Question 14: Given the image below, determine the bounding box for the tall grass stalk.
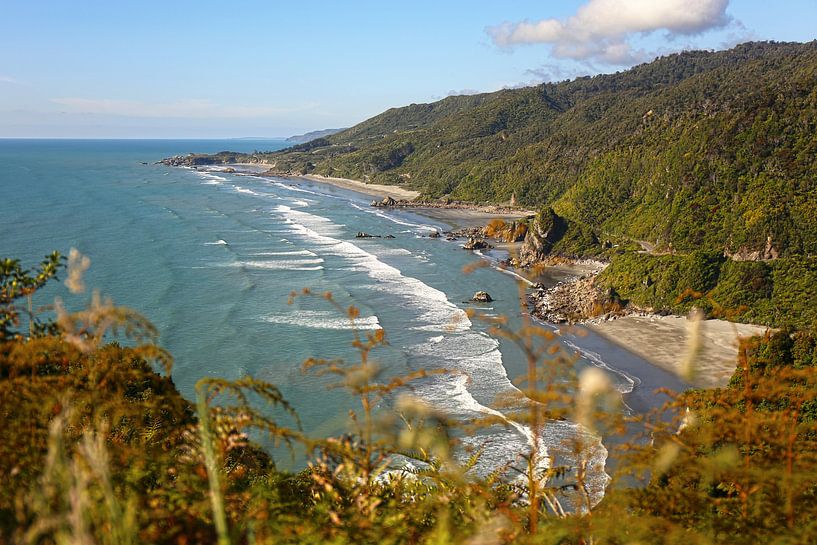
[196,381,231,545]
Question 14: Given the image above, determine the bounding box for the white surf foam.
[270,180,342,199]
[264,310,381,330]
[374,247,413,257]
[273,205,467,330]
[204,239,228,246]
[275,207,559,469]
[562,340,641,395]
[233,185,259,196]
[237,258,325,271]
[348,202,440,231]
[247,250,317,257]
[272,203,611,504]
[195,171,227,184]
[273,204,345,236]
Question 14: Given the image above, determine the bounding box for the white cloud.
[49,97,318,119]
[0,75,23,85]
[486,0,732,65]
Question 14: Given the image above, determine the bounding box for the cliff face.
[517,208,566,266]
[516,207,603,265]
[726,236,781,261]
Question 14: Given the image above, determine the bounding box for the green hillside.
[225,41,817,258]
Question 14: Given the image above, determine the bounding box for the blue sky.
[1,0,814,138]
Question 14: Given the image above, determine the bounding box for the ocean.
[0,139,688,502]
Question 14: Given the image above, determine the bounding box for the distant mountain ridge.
[285,128,345,144]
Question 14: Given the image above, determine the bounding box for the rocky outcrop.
[160,155,230,166]
[727,236,780,261]
[528,272,622,324]
[462,238,491,250]
[356,232,381,238]
[447,227,484,240]
[471,291,493,303]
[160,153,265,167]
[517,207,567,267]
[371,196,397,208]
[529,277,603,323]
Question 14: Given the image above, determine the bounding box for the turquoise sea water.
[0,139,688,501]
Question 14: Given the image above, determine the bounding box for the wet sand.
[587,315,770,389]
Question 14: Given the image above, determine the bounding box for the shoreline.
[413,208,532,230]
[523,260,771,390]
[300,173,421,201]
[225,162,767,391]
[198,163,536,229]
[586,315,769,389]
[241,165,534,220]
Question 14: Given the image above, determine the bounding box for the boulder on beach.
[371,196,397,208]
[462,237,489,250]
[471,291,493,303]
[428,230,441,238]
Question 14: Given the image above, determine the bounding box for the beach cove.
[1,139,762,505]
[230,164,763,393]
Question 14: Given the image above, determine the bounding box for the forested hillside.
[203,41,817,258]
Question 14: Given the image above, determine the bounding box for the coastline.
[413,208,531,230]
[228,161,767,392]
[202,163,535,229]
[298,174,536,228]
[523,259,771,390]
[300,173,420,200]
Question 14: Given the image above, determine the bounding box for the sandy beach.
[301,174,420,200]
[411,208,532,229]
[301,175,534,229]
[587,315,770,389]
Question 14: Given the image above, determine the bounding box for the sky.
[1,0,815,138]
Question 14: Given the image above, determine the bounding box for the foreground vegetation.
[3,252,817,544]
